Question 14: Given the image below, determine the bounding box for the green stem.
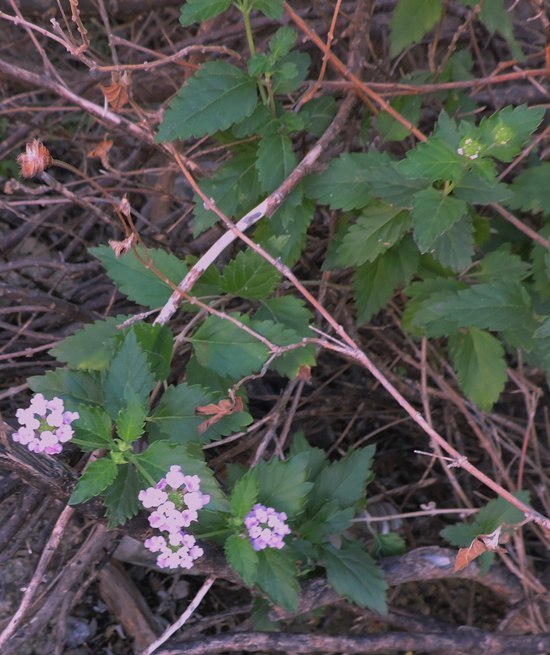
[240,3,269,106]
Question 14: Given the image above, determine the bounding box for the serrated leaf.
[268,26,296,58]
[103,463,141,527]
[116,390,147,442]
[300,502,355,542]
[354,237,419,325]
[220,250,281,299]
[390,0,442,57]
[256,548,299,610]
[305,152,391,210]
[147,383,252,443]
[254,453,312,518]
[230,473,259,519]
[252,0,284,18]
[329,202,410,268]
[192,314,268,379]
[193,146,262,235]
[132,323,173,382]
[453,171,511,204]
[507,163,550,217]
[377,94,422,142]
[300,96,337,137]
[28,369,104,412]
[157,61,258,141]
[256,133,297,193]
[255,296,313,335]
[429,214,474,272]
[104,330,155,420]
[412,187,467,252]
[322,541,388,614]
[91,245,187,309]
[479,105,544,162]
[179,0,231,25]
[448,327,507,410]
[225,534,259,586]
[252,319,316,378]
[473,245,531,283]
[401,137,466,183]
[69,457,118,505]
[72,405,114,451]
[479,0,523,60]
[271,51,309,93]
[365,162,429,208]
[311,446,375,513]
[412,281,532,336]
[49,315,130,371]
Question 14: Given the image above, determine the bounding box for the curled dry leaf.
[101,72,130,111]
[87,140,113,168]
[196,396,244,434]
[453,525,507,572]
[109,234,135,258]
[17,139,53,178]
[118,194,132,219]
[296,364,312,383]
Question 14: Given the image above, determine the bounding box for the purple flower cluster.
[12,393,79,455]
[244,503,291,551]
[139,465,211,570]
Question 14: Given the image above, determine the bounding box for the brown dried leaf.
[87,140,113,168]
[17,139,53,178]
[454,537,487,572]
[101,72,130,111]
[196,396,244,434]
[109,234,135,258]
[296,364,312,383]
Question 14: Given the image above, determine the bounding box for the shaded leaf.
[412,188,467,252]
[220,249,281,299]
[69,457,118,505]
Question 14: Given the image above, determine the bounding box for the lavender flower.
[138,465,210,570]
[12,393,79,455]
[244,503,291,551]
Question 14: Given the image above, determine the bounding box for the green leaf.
[252,0,284,19]
[448,327,507,410]
[299,502,354,543]
[103,463,141,527]
[220,250,281,299]
[329,202,410,268]
[365,161,429,208]
[412,187,467,252]
[91,245,187,309]
[192,146,262,235]
[28,369,104,411]
[473,245,531,283]
[72,405,114,451]
[132,323,174,382]
[180,0,231,25]
[256,133,297,193]
[479,105,545,162]
[311,446,375,513]
[507,163,550,217]
[271,51,309,93]
[254,453,312,518]
[192,314,268,379]
[300,96,337,137]
[479,0,523,60]
[69,457,118,505]
[156,61,258,141]
[441,490,530,547]
[49,315,129,371]
[322,541,388,614]
[255,296,313,335]
[305,152,391,210]
[354,236,419,325]
[116,391,148,443]
[225,534,259,587]
[256,548,299,610]
[401,137,466,183]
[372,532,406,557]
[268,26,296,59]
[147,383,252,443]
[251,319,316,379]
[230,473,259,520]
[104,330,155,420]
[377,94,422,142]
[412,281,532,336]
[390,0,442,57]
[429,214,474,272]
[453,171,511,204]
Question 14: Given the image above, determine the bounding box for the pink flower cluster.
[139,465,211,570]
[12,393,79,455]
[244,503,291,551]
